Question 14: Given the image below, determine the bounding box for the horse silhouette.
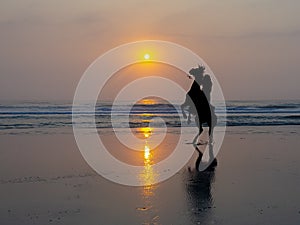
[181,66,217,144]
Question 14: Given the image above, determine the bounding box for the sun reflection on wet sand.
[138,126,158,195]
[137,126,159,224]
[140,127,152,139]
[144,143,150,160]
[140,145,158,191]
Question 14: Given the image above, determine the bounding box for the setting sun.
[144,53,150,60]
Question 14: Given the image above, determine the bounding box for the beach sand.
[0,126,300,225]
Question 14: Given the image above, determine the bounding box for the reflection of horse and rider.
[181,65,217,145]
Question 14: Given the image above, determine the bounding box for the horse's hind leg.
[208,125,214,143]
[195,115,203,134]
[208,119,216,143]
[208,113,217,143]
[208,119,212,136]
[192,133,199,146]
[193,116,203,145]
[193,126,203,145]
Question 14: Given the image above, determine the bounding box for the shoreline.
[1,124,299,135]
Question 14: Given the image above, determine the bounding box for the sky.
[99,63,190,102]
[0,0,299,101]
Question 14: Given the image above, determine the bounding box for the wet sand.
[0,126,300,225]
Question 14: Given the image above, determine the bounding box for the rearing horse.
[181,66,217,144]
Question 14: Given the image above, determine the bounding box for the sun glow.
[144,53,150,60]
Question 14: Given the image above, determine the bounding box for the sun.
[144,53,150,60]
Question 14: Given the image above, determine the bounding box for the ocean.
[0,100,299,135]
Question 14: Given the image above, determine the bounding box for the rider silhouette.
[202,74,212,103]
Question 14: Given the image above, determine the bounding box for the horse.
[191,90,217,144]
[181,66,217,144]
[181,66,205,123]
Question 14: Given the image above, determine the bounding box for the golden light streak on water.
[144,143,150,160]
[138,126,158,191]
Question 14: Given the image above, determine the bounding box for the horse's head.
[189,65,205,77]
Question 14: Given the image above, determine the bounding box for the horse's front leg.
[193,116,203,145]
[187,111,192,124]
[181,103,187,119]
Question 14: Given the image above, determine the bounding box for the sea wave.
[0,101,299,134]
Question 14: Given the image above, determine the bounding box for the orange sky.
[99,62,190,102]
[0,0,299,101]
